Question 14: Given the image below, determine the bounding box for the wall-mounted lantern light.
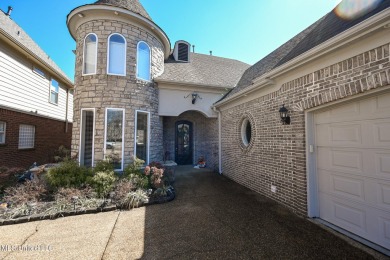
[185,92,202,104]
[279,104,290,125]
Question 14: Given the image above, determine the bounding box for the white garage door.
[315,91,390,250]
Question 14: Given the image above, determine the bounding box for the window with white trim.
[19,124,35,149]
[136,41,151,81]
[135,111,150,164]
[83,33,98,75]
[105,108,125,170]
[0,121,6,144]
[50,79,59,104]
[107,34,126,76]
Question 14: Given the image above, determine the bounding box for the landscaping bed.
[0,157,176,225]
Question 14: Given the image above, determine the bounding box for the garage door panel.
[316,124,363,147]
[376,92,390,111]
[375,152,390,178]
[374,122,390,145]
[378,183,390,208]
[315,91,390,250]
[318,147,364,175]
[319,194,367,233]
[318,170,366,202]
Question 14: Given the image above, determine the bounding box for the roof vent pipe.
[192,45,195,53]
[6,6,13,16]
[210,51,212,56]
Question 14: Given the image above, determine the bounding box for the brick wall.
[163,111,219,171]
[71,18,165,166]
[220,43,390,216]
[0,108,72,168]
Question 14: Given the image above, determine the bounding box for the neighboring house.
[67,0,390,252]
[0,9,74,168]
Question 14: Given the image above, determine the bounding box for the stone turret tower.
[67,0,170,169]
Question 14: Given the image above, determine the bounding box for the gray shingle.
[94,0,152,21]
[156,53,250,88]
[0,11,73,86]
[221,0,390,102]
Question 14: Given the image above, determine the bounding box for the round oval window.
[241,118,252,147]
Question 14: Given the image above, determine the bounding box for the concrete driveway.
[0,166,386,259]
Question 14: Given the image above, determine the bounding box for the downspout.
[65,88,69,133]
[213,106,223,175]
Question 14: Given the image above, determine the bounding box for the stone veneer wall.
[163,111,219,171]
[71,19,165,166]
[220,43,390,216]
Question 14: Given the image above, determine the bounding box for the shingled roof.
[94,0,152,21]
[222,0,390,101]
[0,11,73,86]
[156,53,250,88]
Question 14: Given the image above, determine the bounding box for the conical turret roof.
[94,0,152,20]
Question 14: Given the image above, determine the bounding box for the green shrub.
[93,159,115,173]
[46,160,93,189]
[122,157,148,189]
[123,157,144,177]
[90,171,117,198]
[120,189,148,209]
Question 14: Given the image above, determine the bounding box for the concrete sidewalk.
[0,166,386,259]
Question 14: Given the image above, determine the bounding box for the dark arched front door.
[175,121,193,165]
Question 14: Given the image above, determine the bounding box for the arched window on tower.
[107,33,126,76]
[83,33,97,75]
[136,41,151,81]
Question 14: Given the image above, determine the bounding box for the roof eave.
[215,7,390,108]
[155,78,234,90]
[0,28,74,88]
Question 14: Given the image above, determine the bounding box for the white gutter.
[215,7,390,108]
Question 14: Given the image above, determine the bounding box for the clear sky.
[0,0,341,81]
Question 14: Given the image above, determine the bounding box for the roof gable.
[221,0,390,101]
[0,11,73,86]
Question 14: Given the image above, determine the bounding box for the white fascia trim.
[156,79,232,92]
[67,5,171,59]
[215,8,390,108]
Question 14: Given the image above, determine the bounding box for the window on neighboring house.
[50,79,59,104]
[19,124,35,149]
[136,41,151,81]
[83,33,98,75]
[105,108,125,170]
[107,34,126,76]
[0,121,6,144]
[135,111,150,164]
[33,67,45,77]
